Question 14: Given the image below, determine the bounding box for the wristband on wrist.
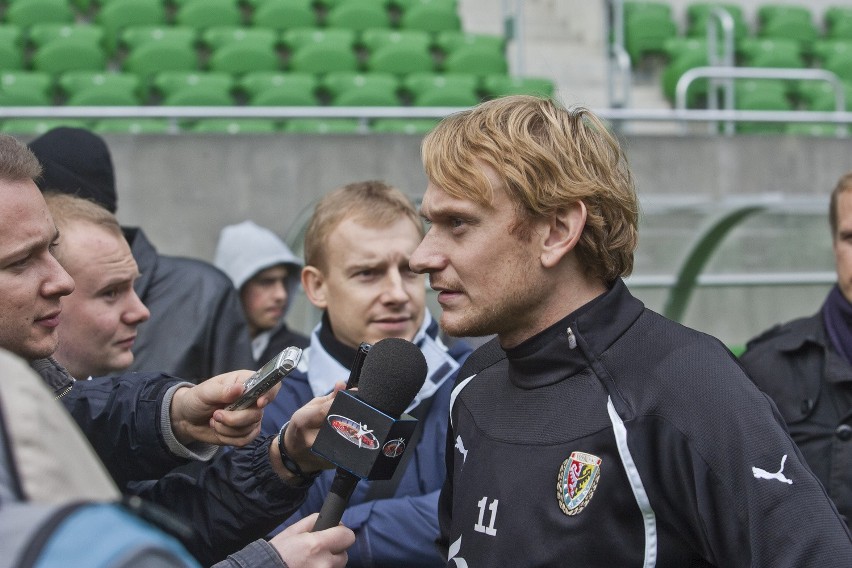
[277,422,319,486]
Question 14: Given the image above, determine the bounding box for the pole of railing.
[605,0,632,113]
[706,7,736,134]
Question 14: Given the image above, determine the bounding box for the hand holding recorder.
[169,346,302,447]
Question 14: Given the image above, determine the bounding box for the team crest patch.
[557,451,602,516]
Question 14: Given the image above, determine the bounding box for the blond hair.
[304,180,423,271]
[0,134,41,183]
[421,95,638,282]
[43,192,124,261]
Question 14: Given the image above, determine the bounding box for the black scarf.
[822,284,852,365]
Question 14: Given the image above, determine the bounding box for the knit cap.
[28,127,118,213]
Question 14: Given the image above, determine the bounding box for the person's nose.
[382,269,410,304]
[124,292,150,325]
[409,232,444,274]
[42,253,75,299]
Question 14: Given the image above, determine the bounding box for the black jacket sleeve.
[59,372,189,486]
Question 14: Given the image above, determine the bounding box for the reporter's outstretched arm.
[132,385,346,565]
[170,370,282,447]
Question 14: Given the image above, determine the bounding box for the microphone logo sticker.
[327,414,380,450]
[382,438,407,458]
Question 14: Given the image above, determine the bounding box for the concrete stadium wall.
[92,132,850,347]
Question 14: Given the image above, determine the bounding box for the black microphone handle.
[312,468,361,531]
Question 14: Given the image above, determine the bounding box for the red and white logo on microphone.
[327,414,380,450]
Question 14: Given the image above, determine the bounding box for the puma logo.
[752,454,793,485]
[455,435,468,463]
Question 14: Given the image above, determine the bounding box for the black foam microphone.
[311,337,428,532]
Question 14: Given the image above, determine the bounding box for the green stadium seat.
[119,25,197,53]
[827,18,852,42]
[28,23,104,51]
[5,0,74,28]
[92,118,175,134]
[822,52,852,83]
[441,44,508,76]
[0,70,53,105]
[322,71,399,106]
[402,70,476,95]
[685,3,748,40]
[175,0,242,31]
[624,1,671,18]
[284,29,358,74]
[250,0,318,32]
[1,118,90,135]
[664,36,712,63]
[661,49,710,106]
[757,11,819,55]
[59,70,140,101]
[360,28,432,53]
[399,3,461,33]
[481,74,555,98]
[734,79,791,134]
[326,0,391,31]
[408,76,479,106]
[153,70,233,101]
[239,71,318,104]
[0,42,24,70]
[738,38,804,69]
[281,27,356,50]
[756,5,812,27]
[0,25,23,49]
[370,117,438,134]
[825,7,852,40]
[96,0,167,54]
[0,70,53,99]
[812,39,852,66]
[282,118,363,134]
[190,118,279,133]
[434,31,505,58]
[797,80,852,111]
[65,85,139,105]
[389,0,457,12]
[162,85,234,106]
[208,42,280,75]
[123,41,199,81]
[365,41,435,75]
[32,38,107,74]
[200,26,277,51]
[624,10,678,63]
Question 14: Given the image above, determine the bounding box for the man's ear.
[301,266,328,310]
[540,200,587,268]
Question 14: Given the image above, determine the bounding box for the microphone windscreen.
[355,337,428,418]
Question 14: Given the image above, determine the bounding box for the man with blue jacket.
[262,181,471,567]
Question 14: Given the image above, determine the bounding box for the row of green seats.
[0,0,464,39]
[625,1,852,65]
[0,25,510,78]
[0,116,447,135]
[0,69,555,106]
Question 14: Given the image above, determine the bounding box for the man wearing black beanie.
[28,127,254,381]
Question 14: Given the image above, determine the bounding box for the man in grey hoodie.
[215,220,310,367]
